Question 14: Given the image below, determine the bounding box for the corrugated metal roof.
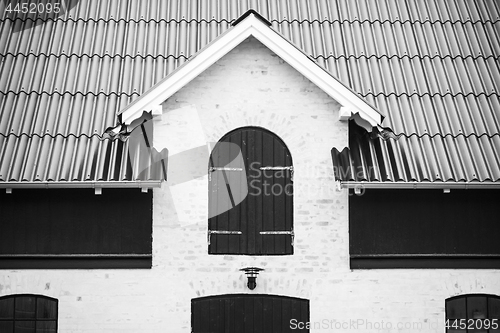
[2,0,499,24]
[0,92,134,136]
[333,121,500,184]
[1,0,499,185]
[0,134,164,183]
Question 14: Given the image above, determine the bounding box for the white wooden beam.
[338,106,352,121]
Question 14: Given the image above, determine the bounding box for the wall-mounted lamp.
[240,267,264,290]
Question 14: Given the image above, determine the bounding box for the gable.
[160,36,343,116]
[156,36,347,160]
[118,11,384,128]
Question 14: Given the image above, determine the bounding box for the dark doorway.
[192,294,309,332]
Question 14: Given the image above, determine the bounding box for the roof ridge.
[232,9,271,26]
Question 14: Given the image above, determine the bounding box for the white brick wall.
[1,37,499,332]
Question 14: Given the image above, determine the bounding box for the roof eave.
[0,181,162,190]
[339,181,500,190]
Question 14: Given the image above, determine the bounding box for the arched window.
[0,294,58,332]
[446,294,500,332]
[208,127,293,255]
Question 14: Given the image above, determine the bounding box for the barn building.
[1,1,500,331]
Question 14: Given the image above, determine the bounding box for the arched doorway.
[192,294,309,332]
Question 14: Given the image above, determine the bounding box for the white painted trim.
[119,13,384,127]
[248,26,382,126]
[340,181,500,189]
[151,105,162,116]
[338,106,352,121]
[120,19,255,124]
[0,181,162,189]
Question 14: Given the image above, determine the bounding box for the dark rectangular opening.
[0,188,152,269]
[349,189,500,269]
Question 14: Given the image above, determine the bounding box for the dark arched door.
[192,294,309,332]
[208,127,294,255]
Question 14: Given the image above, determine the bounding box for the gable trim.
[232,9,272,26]
[118,11,384,128]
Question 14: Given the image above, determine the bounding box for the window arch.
[446,294,500,332]
[0,294,58,332]
[208,127,293,255]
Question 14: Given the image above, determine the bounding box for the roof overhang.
[0,181,162,190]
[339,181,500,190]
[118,10,384,127]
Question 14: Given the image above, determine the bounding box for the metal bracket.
[335,180,342,192]
[208,230,294,246]
[260,230,295,246]
[208,230,242,245]
[259,166,294,182]
[208,167,244,181]
[209,167,244,172]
